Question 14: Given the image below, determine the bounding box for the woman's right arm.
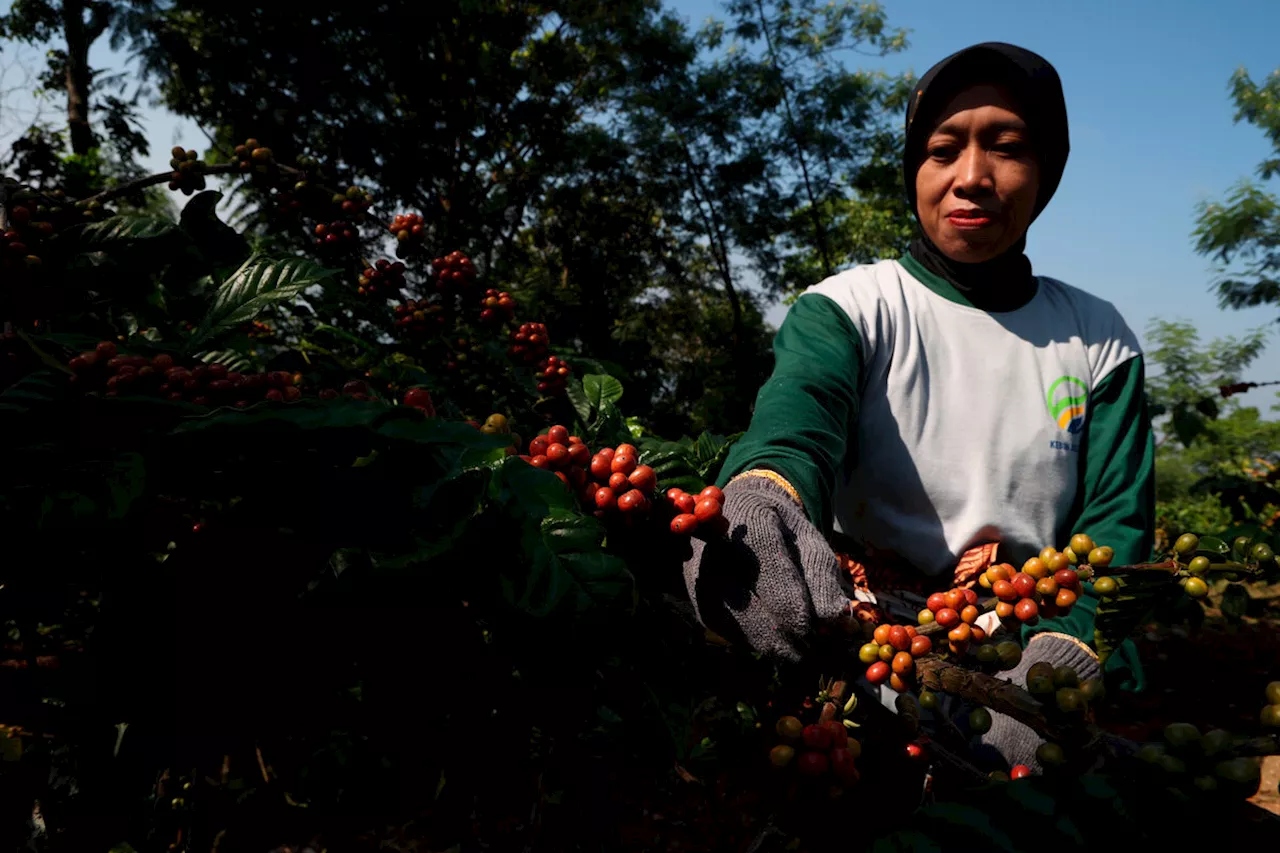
[717,292,864,532]
[681,292,865,662]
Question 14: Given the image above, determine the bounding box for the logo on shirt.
[1046,375,1088,435]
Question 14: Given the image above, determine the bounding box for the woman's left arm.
[1069,354,1157,567]
[987,359,1156,768]
[1019,354,1156,686]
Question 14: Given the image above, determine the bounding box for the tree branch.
[86,1,112,43]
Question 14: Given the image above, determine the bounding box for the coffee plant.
[0,137,1278,852]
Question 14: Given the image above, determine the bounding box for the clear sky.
[2,0,1279,410]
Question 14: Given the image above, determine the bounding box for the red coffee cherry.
[693,497,723,524]
[670,514,698,535]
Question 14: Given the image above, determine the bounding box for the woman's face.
[914,83,1040,263]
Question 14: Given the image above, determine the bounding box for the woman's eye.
[927,145,958,159]
[994,141,1029,156]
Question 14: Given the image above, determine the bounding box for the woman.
[682,43,1154,771]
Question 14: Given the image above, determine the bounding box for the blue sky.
[2,0,1279,411]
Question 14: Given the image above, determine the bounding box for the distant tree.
[1145,318,1280,527]
[0,0,156,193]
[1192,66,1280,320]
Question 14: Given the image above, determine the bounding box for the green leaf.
[14,331,72,374]
[505,509,634,617]
[638,444,704,493]
[197,350,254,373]
[1093,566,1181,663]
[901,802,1020,852]
[566,378,592,423]
[1195,535,1230,556]
[694,430,743,481]
[693,431,727,465]
[1220,583,1250,622]
[78,214,176,245]
[27,453,146,531]
[0,369,64,420]
[190,254,337,346]
[488,454,577,518]
[582,373,624,409]
[1077,774,1120,802]
[585,400,630,449]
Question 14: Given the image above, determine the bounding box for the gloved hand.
[978,632,1101,772]
[681,472,852,663]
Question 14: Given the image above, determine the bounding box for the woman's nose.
[954,146,995,196]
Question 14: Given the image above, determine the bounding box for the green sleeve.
[716,293,862,532]
[1024,354,1156,690]
[1066,354,1156,567]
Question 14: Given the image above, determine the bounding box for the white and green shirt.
[721,253,1155,578]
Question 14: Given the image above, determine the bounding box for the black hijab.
[902,43,1069,310]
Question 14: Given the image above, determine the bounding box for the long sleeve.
[716,293,863,532]
[1068,354,1156,567]
[1024,354,1155,690]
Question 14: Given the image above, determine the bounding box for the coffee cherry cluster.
[510,322,549,363]
[917,586,993,652]
[333,186,373,221]
[67,341,307,407]
[242,320,276,340]
[0,186,51,271]
[166,147,207,196]
[1024,660,1104,722]
[1162,533,1278,601]
[393,300,447,336]
[401,387,436,417]
[358,259,407,298]
[769,679,861,789]
[972,535,1110,627]
[535,354,571,396]
[0,227,40,271]
[233,138,274,172]
[273,189,304,217]
[859,622,935,692]
[389,213,425,253]
[1128,722,1269,802]
[478,288,516,326]
[335,379,376,402]
[1260,681,1280,729]
[313,220,360,252]
[431,251,477,294]
[538,429,607,500]
[967,638,1023,672]
[76,198,111,221]
[663,485,726,537]
[520,430,650,515]
[772,716,861,785]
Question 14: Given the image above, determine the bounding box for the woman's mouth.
[946,210,995,230]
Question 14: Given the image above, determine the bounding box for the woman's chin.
[937,233,1011,264]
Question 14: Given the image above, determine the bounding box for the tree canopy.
[1193,66,1280,320]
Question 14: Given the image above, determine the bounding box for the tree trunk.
[61,0,96,156]
[755,0,833,279]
